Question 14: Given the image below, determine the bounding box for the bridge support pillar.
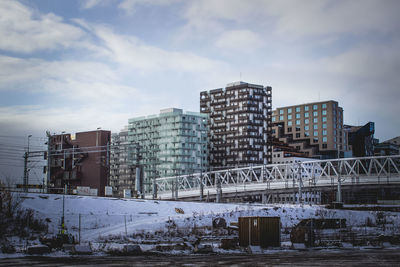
[262,193,269,204]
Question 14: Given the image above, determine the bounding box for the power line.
[0,135,47,141]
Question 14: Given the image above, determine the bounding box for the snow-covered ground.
[2,192,400,257]
[18,193,399,241]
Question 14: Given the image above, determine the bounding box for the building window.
[304,112,309,118]
[322,117,327,122]
[313,111,318,117]
[279,109,284,114]
[323,130,327,135]
[322,103,327,109]
[288,108,292,114]
[288,114,292,120]
[322,137,327,142]
[296,133,300,138]
[322,144,327,148]
[305,119,309,124]
[296,127,300,131]
[323,123,327,129]
[313,138,318,143]
[313,118,318,123]
[296,107,300,112]
[313,104,318,110]
[322,110,327,115]
[279,115,284,120]
[304,106,309,111]
[296,120,301,125]
[288,121,292,126]
[296,113,300,119]
[313,125,318,130]
[288,127,292,132]
[314,131,318,136]
[272,116,276,122]
[304,132,309,137]
[305,125,309,131]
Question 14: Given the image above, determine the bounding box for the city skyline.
[1,0,400,182]
[0,0,399,141]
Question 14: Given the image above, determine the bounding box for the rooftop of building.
[128,108,207,123]
[273,100,340,111]
[201,81,267,94]
[383,136,400,145]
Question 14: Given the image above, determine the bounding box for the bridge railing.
[152,155,400,197]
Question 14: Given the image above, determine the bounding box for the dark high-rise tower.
[200,81,272,169]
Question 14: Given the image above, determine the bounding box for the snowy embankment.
[18,192,398,244]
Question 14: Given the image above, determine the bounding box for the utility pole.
[200,149,204,201]
[106,141,110,187]
[134,143,143,198]
[61,184,66,235]
[46,131,51,193]
[23,152,28,192]
[23,134,32,192]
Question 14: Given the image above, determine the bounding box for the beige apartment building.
[271,100,350,159]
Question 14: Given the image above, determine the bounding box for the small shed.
[239,216,280,248]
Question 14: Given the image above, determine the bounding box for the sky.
[1,0,400,182]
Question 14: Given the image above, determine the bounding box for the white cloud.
[1,0,399,143]
[215,30,264,51]
[92,25,227,73]
[0,105,129,135]
[0,0,85,53]
[118,0,181,15]
[269,0,400,37]
[80,0,104,9]
[179,0,400,42]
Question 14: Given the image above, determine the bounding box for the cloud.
[178,0,400,43]
[0,105,130,140]
[215,30,264,51]
[118,0,181,15]
[91,25,227,73]
[269,0,400,37]
[0,0,85,53]
[1,0,399,145]
[80,0,104,9]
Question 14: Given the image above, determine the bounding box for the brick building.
[48,130,111,196]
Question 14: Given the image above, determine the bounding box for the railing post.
[336,161,343,203]
[174,176,178,200]
[216,175,222,203]
[200,173,204,201]
[297,163,302,204]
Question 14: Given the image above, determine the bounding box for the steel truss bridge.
[147,155,400,202]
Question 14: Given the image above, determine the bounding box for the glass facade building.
[128,108,208,193]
